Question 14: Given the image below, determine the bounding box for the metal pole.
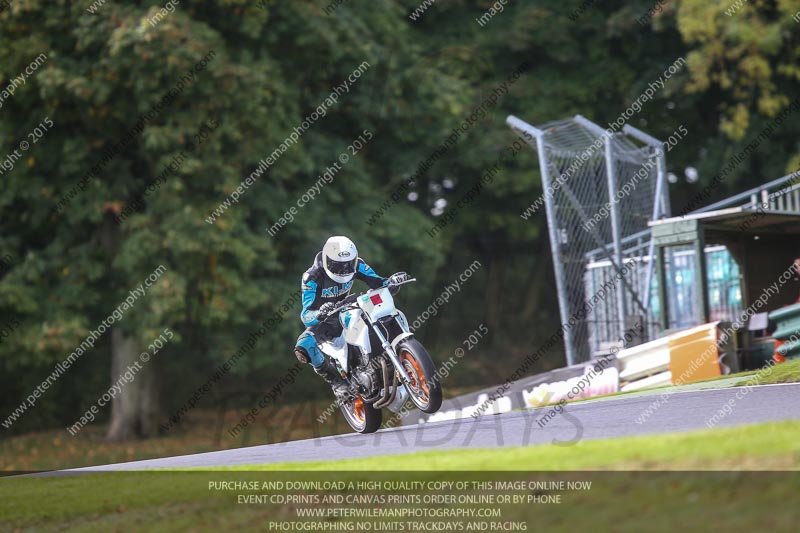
[621,126,671,219]
[659,149,671,217]
[506,115,545,138]
[604,134,628,341]
[574,116,655,339]
[538,136,578,365]
[506,115,578,365]
[643,149,664,312]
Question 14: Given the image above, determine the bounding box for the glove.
[317,302,336,320]
[387,272,409,295]
[388,272,409,285]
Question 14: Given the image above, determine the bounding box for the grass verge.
[213,419,800,472]
[1,420,798,531]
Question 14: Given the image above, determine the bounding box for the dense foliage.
[1,0,798,437]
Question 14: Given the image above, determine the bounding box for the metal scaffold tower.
[508,115,670,364]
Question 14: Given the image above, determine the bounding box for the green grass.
[2,420,799,532]
[737,357,800,386]
[3,363,798,531]
[0,402,355,472]
[1,387,483,473]
[211,419,800,472]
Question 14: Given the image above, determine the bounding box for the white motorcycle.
[319,277,442,433]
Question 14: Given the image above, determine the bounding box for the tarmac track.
[48,382,800,473]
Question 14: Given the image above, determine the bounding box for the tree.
[0,0,459,438]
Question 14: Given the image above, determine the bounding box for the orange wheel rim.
[400,349,429,402]
[352,396,366,422]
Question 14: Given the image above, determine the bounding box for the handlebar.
[326,277,416,316]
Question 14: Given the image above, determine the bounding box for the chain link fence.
[509,115,669,364]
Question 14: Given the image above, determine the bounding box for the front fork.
[372,326,413,384]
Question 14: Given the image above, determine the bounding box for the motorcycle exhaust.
[372,359,390,408]
[372,358,399,409]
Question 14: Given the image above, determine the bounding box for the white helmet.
[322,236,358,284]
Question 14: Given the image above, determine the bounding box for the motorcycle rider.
[294,236,408,400]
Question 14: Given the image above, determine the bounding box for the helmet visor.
[326,256,357,277]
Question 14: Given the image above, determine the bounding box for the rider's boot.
[314,360,351,402]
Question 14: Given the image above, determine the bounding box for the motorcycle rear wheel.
[340,394,382,433]
[397,339,442,414]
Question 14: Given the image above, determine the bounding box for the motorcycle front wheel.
[340,394,382,434]
[397,339,442,414]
